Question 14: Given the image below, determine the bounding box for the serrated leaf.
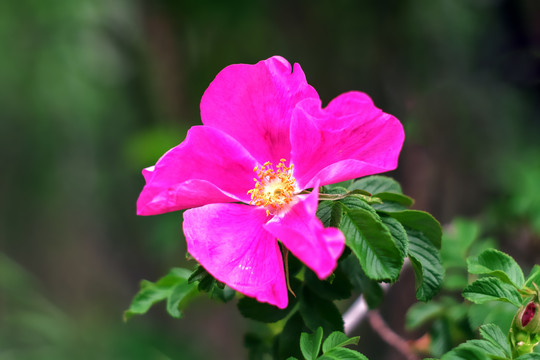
[339,255,383,309]
[462,339,508,359]
[300,327,323,360]
[387,210,442,249]
[380,215,408,259]
[237,292,297,323]
[299,287,343,337]
[322,331,360,353]
[405,302,444,330]
[441,344,492,360]
[525,265,540,289]
[124,268,196,321]
[467,249,524,288]
[407,229,444,302]
[340,207,403,282]
[350,175,402,194]
[318,347,368,360]
[462,277,523,307]
[479,323,511,358]
[317,200,343,228]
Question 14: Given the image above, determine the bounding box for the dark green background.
[0,0,538,359]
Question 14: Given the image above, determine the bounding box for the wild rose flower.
[137,56,404,308]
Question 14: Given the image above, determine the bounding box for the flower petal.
[201,56,318,164]
[290,91,405,189]
[264,190,345,279]
[137,126,257,215]
[183,203,288,308]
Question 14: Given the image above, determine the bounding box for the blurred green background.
[0,0,539,359]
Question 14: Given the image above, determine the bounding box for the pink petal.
[137,126,257,215]
[290,91,405,189]
[200,56,318,164]
[183,203,288,308]
[264,190,345,279]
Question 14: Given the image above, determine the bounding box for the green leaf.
[209,284,235,302]
[325,181,353,192]
[305,267,352,301]
[187,264,208,284]
[124,268,197,321]
[300,327,323,360]
[317,200,343,228]
[166,281,199,318]
[318,347,368,360]
[461,339,508,359]
[525,265,540,289]
[277,312,306,360]
[441,344,492,360]
[340,207,403,281]
[380,215,408,259]
[299,287,344,337]
[467,249,524,288]
[405,302,445,330]
[407,229,444,301]
[322,331,360,353]
[237,294,297,323]
[350,175,402,194]
[515,354,540,360]
[462,277,523,307]
[372,192,414,212]
[375,192,414,206]
[339,255,383,309]
[338,195,377,213]
[479,323,511,358]
[387,210,442,249]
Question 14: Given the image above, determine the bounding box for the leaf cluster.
[126,175,446,360]
[406,218,540,359]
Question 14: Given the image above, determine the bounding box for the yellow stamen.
[247,159,296,215]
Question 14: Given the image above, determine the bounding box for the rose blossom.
[137,56,404,308]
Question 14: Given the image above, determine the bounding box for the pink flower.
[137,56,404,308]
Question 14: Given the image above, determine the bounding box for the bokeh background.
[1,0,539,359]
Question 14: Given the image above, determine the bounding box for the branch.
[368,310,419,360]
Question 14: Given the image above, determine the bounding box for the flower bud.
[510,301,540,357]
[515,302,540,334]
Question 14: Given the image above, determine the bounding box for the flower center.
[247,159,296,214]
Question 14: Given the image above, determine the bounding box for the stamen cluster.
[247,159,296,214]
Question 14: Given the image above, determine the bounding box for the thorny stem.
[368,310,419,360]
